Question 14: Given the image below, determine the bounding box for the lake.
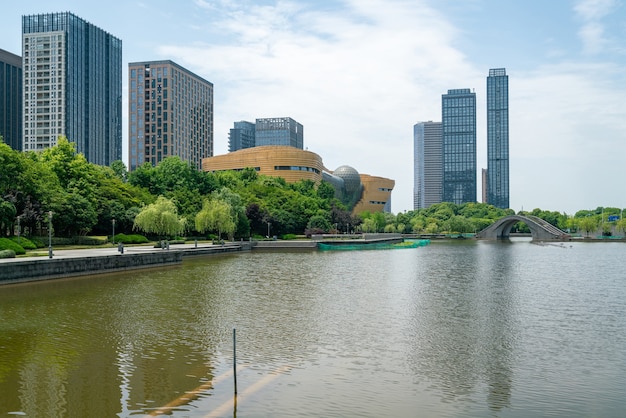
[1,238,625,417]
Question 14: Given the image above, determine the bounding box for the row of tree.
[1,137,624,241]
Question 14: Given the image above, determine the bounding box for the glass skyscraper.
[22,12,122,165]
[128,60,213,171]
[442,88,476,204]
[486,68,509,209]
[0,48,22,151]
[413,121,442,209]
[229,121,256,152]
[255,117,303,149]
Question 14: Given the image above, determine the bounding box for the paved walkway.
[0,242,229,264]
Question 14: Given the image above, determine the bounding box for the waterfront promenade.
[0,241,257,285]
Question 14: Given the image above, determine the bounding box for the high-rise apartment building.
[486,68,509,209]
[255,117,303,149]
[128,60,213,170]
[413,121,442,210]
[0,48,22,151]
[229,121,256,152]
[441,88,476,204]
[22,12,122,165]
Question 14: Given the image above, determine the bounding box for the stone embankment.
[0,241,254,285]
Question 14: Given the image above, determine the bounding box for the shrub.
[281,234,298,240]
[10,236,37,250]
[75,236,108,246]
[51,237,74,246]
[28,237,46,248]
[114,233,149,244]
[0,249,16,259]
[0,238,26,255]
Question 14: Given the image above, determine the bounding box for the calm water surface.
[1,239,625,417]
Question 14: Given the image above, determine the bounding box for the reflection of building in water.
[405,244,515,410]
[202,146,394,214]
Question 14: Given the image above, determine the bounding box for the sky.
[2,0,625,215]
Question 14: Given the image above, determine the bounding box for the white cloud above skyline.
[2,0,625,214]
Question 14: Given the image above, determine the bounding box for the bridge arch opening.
[476,215,570,241]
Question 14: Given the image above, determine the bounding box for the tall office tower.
[255,117,303,149]
[486,68,509,209]
[128,60,213,171]
[22,12,122,165]
[441,88,476,204]
[413,121,443,210]
[0,48,22,151]
[229,121,256,152]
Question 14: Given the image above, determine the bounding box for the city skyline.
[1,1,625,214]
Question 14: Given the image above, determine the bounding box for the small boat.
[317,239,430,251]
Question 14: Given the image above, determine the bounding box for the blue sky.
[2,0,625,214]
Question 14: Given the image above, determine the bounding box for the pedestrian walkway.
[0,242,223,264]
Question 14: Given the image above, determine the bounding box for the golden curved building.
[202,145,394,214]
[353,174,395,214]
[202,146,324,183]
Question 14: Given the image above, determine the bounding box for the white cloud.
[151,0,626,214]
[573,0,619,54]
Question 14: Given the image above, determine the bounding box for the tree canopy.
[0,140,623,240]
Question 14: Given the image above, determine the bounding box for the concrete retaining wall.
[1,252,183,285]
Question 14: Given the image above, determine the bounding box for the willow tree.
[195,198,235,241]
[133,196,186,239]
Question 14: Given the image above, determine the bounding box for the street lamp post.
[112,218,116,245]
[17,215,21,245]
[48,211,53,259]
[267,222,271,239]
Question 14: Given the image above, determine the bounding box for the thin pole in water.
[233,328,238,396]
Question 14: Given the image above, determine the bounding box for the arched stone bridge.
[475,215,571,241]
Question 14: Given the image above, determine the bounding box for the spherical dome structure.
[333,165,361,193]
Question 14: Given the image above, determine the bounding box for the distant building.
[413,121,442,209]
[441,88,476,204]
[482,168,488,203]
[486,68,509,209]
[255,117,303,149]
[0,48,22,151]
[228,121,256,152]
[128,60,213,170]
[202,146,394,214]
[22,12,122,165]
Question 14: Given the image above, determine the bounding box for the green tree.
[195,198,236,240]
[616,217,626,237]
[307,213,331,232]
[212,187,249,238]
[361,218,377,233]
[134,196,186,238]
[577,216,598,237]
[110,160,128,182]
[317,180,336,200]
[0,198,17,236]
[53,191,98,237]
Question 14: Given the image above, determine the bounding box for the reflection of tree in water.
[405,242,518,412]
